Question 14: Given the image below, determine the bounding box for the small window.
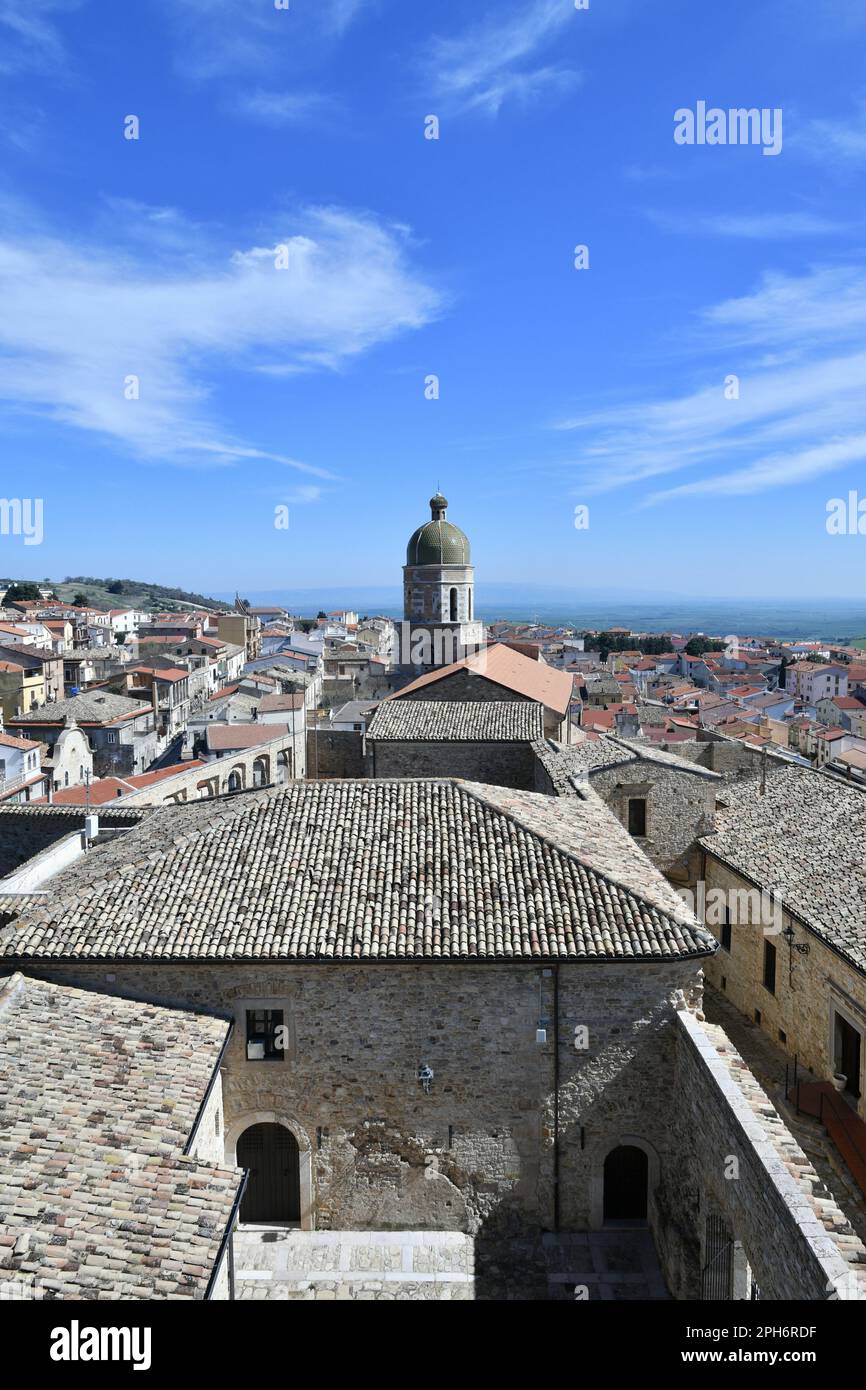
[720,976,727,992]
[763,940,776,995]
[627,798,647,837]
[720,908,732,952]
[245,1009,285,1062]
[754,1008,762,1026]
[778,1029,787,1045]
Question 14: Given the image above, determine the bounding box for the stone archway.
[225,1111,314,1229]
[589,1134,660,1230]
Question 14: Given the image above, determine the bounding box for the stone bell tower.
[401,493,484,671]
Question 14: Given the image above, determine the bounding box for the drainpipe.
[205,1170,249,1302]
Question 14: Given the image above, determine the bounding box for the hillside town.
[1,494,866,1310]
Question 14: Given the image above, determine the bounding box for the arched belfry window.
[449,587,458,621]
[468,590,472,620]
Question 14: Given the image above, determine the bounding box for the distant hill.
[2,577,225,614]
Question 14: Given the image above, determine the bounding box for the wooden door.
[237,1123,300,1223]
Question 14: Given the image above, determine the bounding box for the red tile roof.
[389,643,573,716]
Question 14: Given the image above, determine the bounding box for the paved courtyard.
[232,1227,670,1301]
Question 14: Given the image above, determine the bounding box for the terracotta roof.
[257,692,306,714]
[389,643,573,716]
[0,780,714,963]
[0,732,41,752]
[205,723,290,751]
[0,973,241,1300]
[127,665,190,683]
[37,761,207,805]
[367,700,544,743]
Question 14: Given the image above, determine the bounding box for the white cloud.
[231,88,336,127]
[794,97,866,166]
[162,0,365,82]
[424,0,580,117]
[0,0,76,76]
[553,265,866,505]
[0,204,442,468]
[646,209,848,239]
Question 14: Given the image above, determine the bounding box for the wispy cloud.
[0,203,442,468]
[645,209,849,239]
[794,96,866,165]
[0,0,77,77]
[423,0,580,117]
[553,265,866,506]
[231,88,337,127]
[162,0,364,82]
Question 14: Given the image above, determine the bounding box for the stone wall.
[660,1009,866,1300]
[699,852,866,1121]
[587,760,717,883]
[21,958,702,1262]
[366,740,536,789]
[401,670,531,704]
[671,733,791,784]
[307,728,365,779]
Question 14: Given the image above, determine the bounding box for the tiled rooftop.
[0,780,713,964]
[701,765,866,974]
[0,973,241,1300]
[542,734,719,780]
[8,691,149,725]
[366,700,544,743]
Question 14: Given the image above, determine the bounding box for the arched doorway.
[237,1122,300,1223]
[603,1144,649,1222]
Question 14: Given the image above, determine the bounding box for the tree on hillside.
[72,592,89,607]
[107,580,124,595]
[3,581,42,604]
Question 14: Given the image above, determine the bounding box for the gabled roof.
[0,780,713,964]
[7,691,150,726]
[389,643,573,716]
[367,700,544,743]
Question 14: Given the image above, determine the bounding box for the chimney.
[614,709,640,739]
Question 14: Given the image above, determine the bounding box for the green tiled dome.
[406,494,471,565]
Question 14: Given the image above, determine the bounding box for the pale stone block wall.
[22,958,703,1244]
[700,853,866,1120]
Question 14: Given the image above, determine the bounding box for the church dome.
[406,493,471,566]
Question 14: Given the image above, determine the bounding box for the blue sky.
[2,0,866,599]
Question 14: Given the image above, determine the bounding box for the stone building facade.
[697,764,866,1120]
[3,776,865,1300]
[365,701,543,789]
[533,736,720,884]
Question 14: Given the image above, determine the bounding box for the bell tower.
[401,493,484,671]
